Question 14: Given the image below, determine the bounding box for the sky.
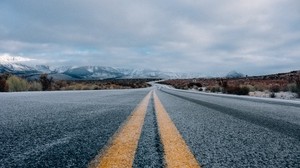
[0,0,299,76]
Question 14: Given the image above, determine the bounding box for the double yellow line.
[89,90,201,168]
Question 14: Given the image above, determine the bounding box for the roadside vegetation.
[6,75,30,92]
[0,73,153,92]
[159,71,300,99]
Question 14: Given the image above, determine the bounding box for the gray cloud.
[0,0,299,76]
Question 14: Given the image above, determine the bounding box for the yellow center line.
[89,91,152,168]
[153,91,201,168]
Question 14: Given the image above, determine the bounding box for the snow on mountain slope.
[63,66,124,79]
[118,68,203,79]
[0,63,37,73]
[35,65,52,73]
[0,62,203,79]
[52,66,74,73]
[118,68,162,78]
[0,54,38,74]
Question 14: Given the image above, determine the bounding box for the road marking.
[89,91,152,168]
[153,91,201,168]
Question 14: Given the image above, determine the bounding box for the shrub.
[282,85,289,92]
[82,85,92,90]
[246,85,256,92]
[270,92,276,98]
[90,84,99,90]
[254,84,266,92]
[205,86,222,93]
[6,76,29,92]
[53,80,68,90]
[288,83,298,92]
[28,81,42,91]
[296,79,300,98]
[74,84,83,90]
[63,85,76,90]
[227,86,250,95]
[211,86,221,93]
[188,82,202,88]
[239,86,250,95]
[219,79,228,88]
[269,84,280,93]
[288,82,300,98]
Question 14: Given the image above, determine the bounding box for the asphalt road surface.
[1,86,300,167]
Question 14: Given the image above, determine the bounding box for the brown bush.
[6,76,29,92]
[269,84,281,93]
[28,81,42,91]
[226,86,250,95]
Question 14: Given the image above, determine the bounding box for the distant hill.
[226,71,245,78]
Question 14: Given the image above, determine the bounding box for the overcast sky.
[0,0,299,76]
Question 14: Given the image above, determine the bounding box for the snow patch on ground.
[249,91,298,99]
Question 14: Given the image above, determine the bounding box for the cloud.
[0,0,299,75]
[0,53,36,63]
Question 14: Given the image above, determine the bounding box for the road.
[1,86,300,167]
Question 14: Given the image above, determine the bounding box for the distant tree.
[39,74,53,91]
[28,81,42,91]
[6,76,29,92]
[0,73,9,92]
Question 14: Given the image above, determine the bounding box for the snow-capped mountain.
[0,63,38,74]
[0,62,203,80]
[0,54,38,74]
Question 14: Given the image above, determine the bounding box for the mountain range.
[0,62,203,80]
